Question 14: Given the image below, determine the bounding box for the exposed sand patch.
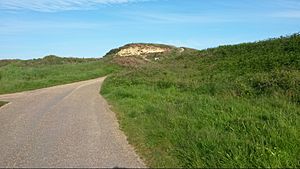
[116,44,171,57]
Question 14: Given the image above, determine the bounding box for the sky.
[0,0,300,59]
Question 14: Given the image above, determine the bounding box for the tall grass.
[101,34,300,167]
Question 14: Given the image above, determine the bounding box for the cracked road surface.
[0,77,145,168]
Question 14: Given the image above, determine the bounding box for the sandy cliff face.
[116,44,171,57]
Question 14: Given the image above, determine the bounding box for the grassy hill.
[0,56,120,94]
[101,34,300,167]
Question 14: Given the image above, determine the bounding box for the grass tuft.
[0,101,8,107]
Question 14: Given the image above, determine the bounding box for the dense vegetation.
[0,56,120,94]
[101,34,300,168]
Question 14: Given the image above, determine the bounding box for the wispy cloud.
[273,0,300,9]
[271,10,300,18]
[0,20,114,35]
[125,12,240,24]
[0,0,148,12]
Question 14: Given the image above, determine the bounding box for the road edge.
[99,77,147,168]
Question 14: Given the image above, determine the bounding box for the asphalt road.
[0,77,145,168]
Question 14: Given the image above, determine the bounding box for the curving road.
[0,77,145,168]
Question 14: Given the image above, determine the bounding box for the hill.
[105,43,176,56]
[0,56,120,94]
[104,43,188,67]
[101,34,300,168]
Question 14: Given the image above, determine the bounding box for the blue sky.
[0,0,300,59]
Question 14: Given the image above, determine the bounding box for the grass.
[0,56,121,94]
[0,101,8,107]
[101,34,300,168]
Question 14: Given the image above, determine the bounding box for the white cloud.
[0,0,147,12]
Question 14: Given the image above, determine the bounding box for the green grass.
[0,101,8,107]
[101,34,300,168]
[0,56,121,94]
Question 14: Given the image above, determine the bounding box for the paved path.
[0,77,145,168]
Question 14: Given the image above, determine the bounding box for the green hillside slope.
[101,34,300,167]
